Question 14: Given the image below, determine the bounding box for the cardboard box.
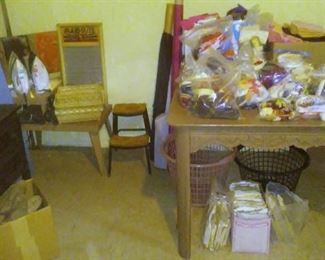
[232,214,271,254]
[0,180,59,260]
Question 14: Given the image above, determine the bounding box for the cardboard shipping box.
[0,180,59,260]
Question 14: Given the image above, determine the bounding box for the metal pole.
[1,0,12,36]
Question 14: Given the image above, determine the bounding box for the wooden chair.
[108,103,151,176]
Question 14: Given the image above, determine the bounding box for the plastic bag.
[296,95,325,119]
[197,47,237,83]
[180,16,234,59]
[242,5,260,27]
[180,50,214,82]
[265,182,309,243]
[229,181,268,217]
[202,193,231,251]
[268,76,307,101]
[235,64,269,108]
[312,64,325,79]
[237,41,255,63]
[258,62,288,88]
[191,92,239,119]
[178,48,240,119]
[316,79,325,96]
[259,98,296,121]
[277,52,305,69]
[292,63,314,84]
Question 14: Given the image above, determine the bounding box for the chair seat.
[110,134,150,148]
[113,103,146,116]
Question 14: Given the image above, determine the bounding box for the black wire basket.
[235,146,310,191]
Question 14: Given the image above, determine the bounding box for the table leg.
[175,128,191,259]
[105,119,112,137]
[27,131,36,148]
[35,131,42,148]
[89,132,106,175]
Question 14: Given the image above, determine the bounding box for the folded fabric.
[288,21,325,38]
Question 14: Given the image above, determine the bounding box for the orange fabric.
[33,31,60,73]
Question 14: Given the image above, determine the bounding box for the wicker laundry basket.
[162,135,235,206]
[235,146,310,191]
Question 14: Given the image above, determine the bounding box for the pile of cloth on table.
[177,4,325,121]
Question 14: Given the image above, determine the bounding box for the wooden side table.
[21,105,112,175]
[168,94,325,259]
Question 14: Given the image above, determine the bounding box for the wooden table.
[167,95,325,258]
[21,105,112,176]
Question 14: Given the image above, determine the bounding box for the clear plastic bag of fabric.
[235,63,269,108]
[268,75,307,101]
[180,16,234,59]
[265,182,309,243]
[291,63,314,85]
[229,181,268,217]
[237,42,255,64]
[259,98,296,121]
[296,95,325,120]
[178,48,240,119]
[312,64,325,79]
[310,66,325,96]
[258,62,288,89]
[202,193,231,251]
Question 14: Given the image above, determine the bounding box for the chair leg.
[113,114,118,135]
[143,109,151,135]
[108,145,112,177]
[145,146,152,175]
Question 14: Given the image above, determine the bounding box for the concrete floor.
[31,146,325,259]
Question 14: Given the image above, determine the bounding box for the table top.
[21,104,112,133]
[168,94,325,151]
[168,93,325,129]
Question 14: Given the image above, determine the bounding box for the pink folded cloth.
[180,13,219,30]
[268,24,303,43]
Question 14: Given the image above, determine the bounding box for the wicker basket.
[55,106,103,123]
[235,146,310,191]
[162,135,235,206]
[54,84,104,123]
[54,84,104,108]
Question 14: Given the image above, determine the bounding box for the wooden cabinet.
[0,105,30,194]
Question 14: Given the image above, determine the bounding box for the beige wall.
[3,0,325,147]
[0,2,7,37]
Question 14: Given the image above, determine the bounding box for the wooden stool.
[108,103,151,176]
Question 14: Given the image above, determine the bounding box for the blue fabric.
[0,64,13,104]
